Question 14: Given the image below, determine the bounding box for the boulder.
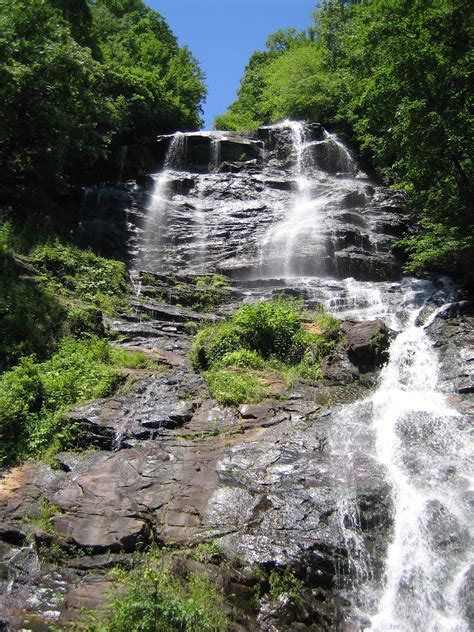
[341,319,391,372]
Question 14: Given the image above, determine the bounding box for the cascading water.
[133,121,472,630]
[322,278,473,631]
[138,132,186,271]
[259,120,328,278]
[367,291,472,632]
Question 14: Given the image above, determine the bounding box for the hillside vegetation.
[0,0,206,209]
[215,0,473,281]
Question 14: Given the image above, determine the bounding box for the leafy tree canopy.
[0,0,206,206]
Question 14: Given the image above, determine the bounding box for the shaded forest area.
[0,0,206,210]
[216,0,473,280]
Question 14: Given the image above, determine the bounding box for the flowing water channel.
[133,121,472,630]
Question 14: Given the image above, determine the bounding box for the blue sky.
[147,0,318,129]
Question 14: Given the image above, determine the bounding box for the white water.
[138,132,186,271]
[367,292,472,632]
[259,120,328,277]
[324,277,473,631]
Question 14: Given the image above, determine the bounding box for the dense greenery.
[91,550,229,631]
[215,0,473,280]
[0,0,206,206]
[0,220,129,371]
[0,338,120,465]
[190,298,340,406]
[0,221,164,465]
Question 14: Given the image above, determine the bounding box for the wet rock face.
[341,319,392,373]
[74,123,404,280]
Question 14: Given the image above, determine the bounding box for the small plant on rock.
[189,298,340,407]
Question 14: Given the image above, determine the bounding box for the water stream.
[134,121,473,630]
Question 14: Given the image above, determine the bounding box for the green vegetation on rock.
[139,272,231,313]
[91,549,229,632]
[190,298,341,406]
[0,222,166,466]
[215,0,473,281]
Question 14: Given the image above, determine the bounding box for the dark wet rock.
[58,578,115,627]
[238,401,278,420]
[65,370,196,446]
[132,298,219,323]
[51,514,150,553]
[341,319,391,372]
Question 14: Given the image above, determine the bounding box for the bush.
[0,337,123,465]
[231,298,303,361]
[206,369,265,407]
[29,240,129,314]
[0,251,66,371]
[216,349,265,370]
[189,322,242,371]
[64,304,105,339]
[189,298,340,406]
[94,551,228,632]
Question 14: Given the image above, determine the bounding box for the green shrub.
[95,552,228,632]
[216,349,265,369]
[0,251,66,371]
[189,299,340,406]
[110,347,165,371]
[206,369,265,407]
[191,540,223,563]
[189,322,242,371]
[29,240,129,314]
[268,569,299,601]
[63,304,105,339]
[232,298,303,361]
[0,338,122,465]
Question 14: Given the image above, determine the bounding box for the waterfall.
[259,120,328,277]
[323,278,473,631]
[367,292,472,632]
[209,137,221,172]
[132,125,472,629]
[138,132,186,271]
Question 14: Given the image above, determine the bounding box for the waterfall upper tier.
[78,121,405,282]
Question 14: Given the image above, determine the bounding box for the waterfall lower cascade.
[368,294,472,632]
[52,121,471,630]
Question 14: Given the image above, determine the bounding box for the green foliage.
[29,499,64,534]
[29,240,128,313]
[268,569,300,601]
[0,337,122,465]
[140,273,230,313]
[93,550,228,631]
[190,540,223,564]
[216,349,265,370]
[0,0,206,207]
[0,223,131,372]
[189,299,340,406]
[189,322,242,372]
[215,0,473,278]
[0,250,67,371]
[205,369,265,407]
[110,347,165,371]
[232,299,304,361]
